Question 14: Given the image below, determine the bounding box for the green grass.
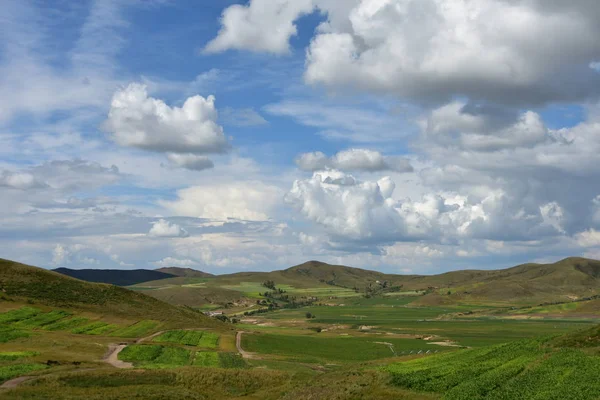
[43,317,89,331]
[0,363,47,383]
[193,351,219,367]
[0,307,41,324]
[119,345,163,362]
[386,337,600,400]
[152,347,191,367]
[197,332,219,349]
[13,310,71,328]
[242,333,438,363]
[118,345,190,368]
[153,330,219,348]
[0,351,39,361]
[109,320,159,338]
[71,321,115,335]
[218,352,247,369]
[0,326,29,343]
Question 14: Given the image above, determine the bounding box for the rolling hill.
[0,258,222,328]
[53,267,176,286]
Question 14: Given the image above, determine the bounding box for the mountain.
[0,258,220,327]
[156,267,214,278]
[53,267,176,286]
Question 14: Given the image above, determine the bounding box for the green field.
[109,320,159,338]
[386,338,600,400]
[242,333,445,363]
[153,330,219,348]
[118,344,191,367]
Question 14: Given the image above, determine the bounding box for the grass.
[109,320,159,338]
[385,337,600,399]
[0,363,47,383]
[0,351,39,361]
[13,310,71,328]
[0,307,41,324]
[197,332,219,348]
[242,333,439,363]
[151,346,190,367]
[43,317,89,331]
[193,351,219,367]
[218,352,247,369]
[71,321,116,335]
[153,330,219,348]
[118,345,163,363]
[118,345,191,367]
[0,326,30,343]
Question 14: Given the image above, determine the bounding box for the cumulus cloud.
[296,149,413,172]
[52,244,69,265]
[286,170,572,244]
[421,102,550,151]
[161,181,283,221]
[575,229,600,248]
[166,153,214,171]
[148,219,189,238]
[204,0,315,54]
[104,83,230,155]
[210,0,600,105]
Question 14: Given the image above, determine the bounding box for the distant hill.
[0,258,221,327]
[410,257,600,306]
[53,267,176,286]
[156,267,214,278]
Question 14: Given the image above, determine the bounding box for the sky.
[2,0,600,275]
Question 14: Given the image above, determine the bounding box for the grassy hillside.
[53,267,175,286]
[156,267,214,278]
[0,259,222,328]
[411,257,600,306]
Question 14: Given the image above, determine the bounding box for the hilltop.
[53,267,176,286]
[156,267,214,278]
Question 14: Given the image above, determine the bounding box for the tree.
[305,312,313,319]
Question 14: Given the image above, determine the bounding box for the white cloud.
[296,149,412,172]
[204,0,315,54]
[166,153,214,171]
[153,257,198,268]
[52,244,69,265]
[575,229,600,247]
[210,0,600,105]
[104,83,230,155]
[0,171,44,190]
[161,181,283,221]
[148,219,189,238]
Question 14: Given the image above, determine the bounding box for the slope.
[0,258,222,328]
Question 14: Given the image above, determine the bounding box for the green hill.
[0,258,221,328]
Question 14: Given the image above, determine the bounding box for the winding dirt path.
[1,376,33,389]
[103,344,133,369]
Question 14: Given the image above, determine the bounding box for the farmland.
[1,257,600,399]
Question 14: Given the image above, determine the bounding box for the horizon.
[2,1,600,276]
[43,255,597,277]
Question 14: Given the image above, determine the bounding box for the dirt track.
[236,331,259,359]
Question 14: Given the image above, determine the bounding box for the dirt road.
[103,344,134,369]
[236,331,259,359]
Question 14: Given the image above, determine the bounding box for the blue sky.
[2,0,600,274]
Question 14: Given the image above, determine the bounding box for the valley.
[1,257,600,399]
